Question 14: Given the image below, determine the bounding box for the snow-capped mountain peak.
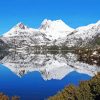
[3,22,29,37]
[40,19,74,32]
[3,19,74,40]
[1,19,100,47]
[76,20,100,31]
[2,22,51,46]
[39,19,74,39]
[16,22,28,29]
[63,20,100,47]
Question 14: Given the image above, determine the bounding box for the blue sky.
[0,0,100,35]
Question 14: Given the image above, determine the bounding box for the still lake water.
[0,51,100,100]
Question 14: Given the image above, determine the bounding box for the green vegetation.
[75,47,100,66]
[0,93,20,100]
[48,72,100,100]
[47,45,59,50]
[95,37,100,45]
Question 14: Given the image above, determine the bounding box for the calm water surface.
[0,51,99,100]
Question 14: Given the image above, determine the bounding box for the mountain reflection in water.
[0,51,100,100]
[0,51,100,79]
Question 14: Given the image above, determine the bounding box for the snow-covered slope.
[3,23,28,37]
[39,19,74,40]
[71,20,100,39]
[1,20,100,48]
[3,22,51,47]
[56,20,100,47]
[2,20,74,47]
[3,22,42,37]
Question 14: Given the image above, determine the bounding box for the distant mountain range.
[0,19,100,49]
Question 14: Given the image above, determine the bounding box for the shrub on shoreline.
[48,72,100,100]
[0,93,20,100]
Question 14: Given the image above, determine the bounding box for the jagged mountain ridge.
[2,22,51,47]
[57,21,100,47]
[1,19,100,48]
